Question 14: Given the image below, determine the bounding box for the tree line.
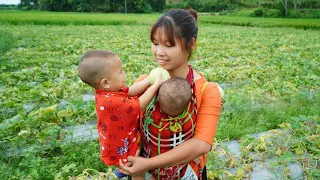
[17,0,320,17]
[167,0,319,16]
[18,0,165,13]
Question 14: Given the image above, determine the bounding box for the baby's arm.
[138,75,164,111]
[128,77,151,97]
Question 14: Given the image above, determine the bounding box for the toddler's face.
[106,55,126,91]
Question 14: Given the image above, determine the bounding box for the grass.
[192,25,320,139]
[199,16,320,30]
[0,11,160,25]
[206,118,319,179]
[1,10,320,30]
[0,30,14,54]
[0,11,319,179]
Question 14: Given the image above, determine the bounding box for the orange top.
[190,76,221,175]
[193,77,221,145]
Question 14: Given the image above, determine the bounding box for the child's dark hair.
[150,9,198,54]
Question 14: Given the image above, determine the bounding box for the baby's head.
[158,77,192,117]
[78,50,126,91]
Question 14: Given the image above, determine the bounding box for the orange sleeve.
[194,82,221,145]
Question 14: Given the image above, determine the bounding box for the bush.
[252,8,264,17]
[251,8,281,18]
[251,8,320,18]
[266,9,282,17]
[0,30,14,54]
[295,9,320,18]
[165,0,237,12]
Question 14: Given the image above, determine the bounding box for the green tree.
[38,0,72,11]
[109,0,124,12]
[148,0,165,12]
[280,0,289,16]
[18,0,39,10]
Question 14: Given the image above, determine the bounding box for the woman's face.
[151,28,189,73]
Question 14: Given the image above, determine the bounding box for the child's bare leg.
[131,174,155,180]
[132,176,144,180]
[144,172,156,180]
[146,176,156,180]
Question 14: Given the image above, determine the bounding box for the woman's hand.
[117,156,152,177]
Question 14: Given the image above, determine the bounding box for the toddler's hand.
[153,73,166,87]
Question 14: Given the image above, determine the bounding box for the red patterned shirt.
[95,86,140,165]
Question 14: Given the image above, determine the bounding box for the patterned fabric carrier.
[142,66,202,179]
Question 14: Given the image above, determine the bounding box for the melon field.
[0,11,319,179]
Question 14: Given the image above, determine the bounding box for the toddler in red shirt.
[78,50,164,179]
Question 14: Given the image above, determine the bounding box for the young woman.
[118,9,222,180]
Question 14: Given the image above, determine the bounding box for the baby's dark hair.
[78,50,116,88]
[158,77,192,117]
[150,9,198,54]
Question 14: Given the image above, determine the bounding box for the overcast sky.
[0,0,20,5]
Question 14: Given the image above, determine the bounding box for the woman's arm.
[118,138,210,176]
[193,82,221,145]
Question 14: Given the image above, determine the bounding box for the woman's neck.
[168,64,190,79]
